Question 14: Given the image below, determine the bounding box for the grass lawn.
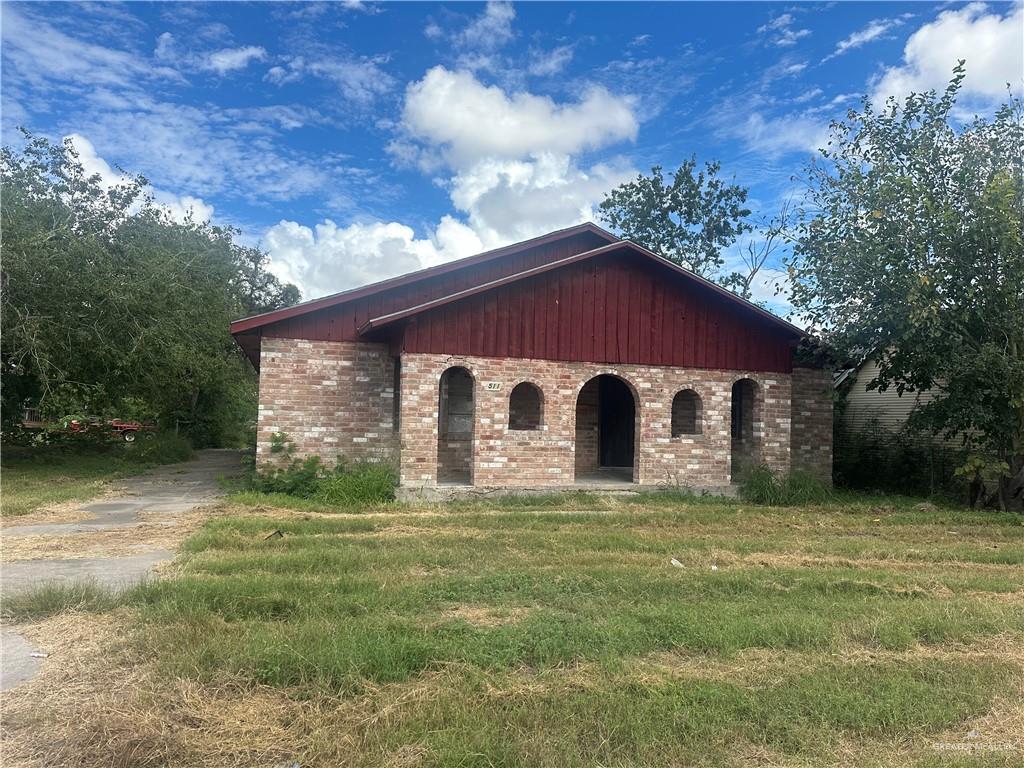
[0,447,142,517]
[1,438,192,517]
[4,492,1023,766]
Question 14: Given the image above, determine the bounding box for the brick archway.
[730,378,762,480]
[437,366,474,485]
[574,374,638,484]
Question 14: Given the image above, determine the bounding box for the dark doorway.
[438,367,474,485]
[599,376,635,468]
[730,378,760,480]
[575,374,637,482]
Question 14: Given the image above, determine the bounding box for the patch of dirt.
[438,604,530,627]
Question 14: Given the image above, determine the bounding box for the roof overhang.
[229,222,618,336]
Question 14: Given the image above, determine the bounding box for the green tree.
[1,131,299,445]
[787,66,1024,509]
[599,158,753,278]
[233,243,302,316]
[598,158,791,300]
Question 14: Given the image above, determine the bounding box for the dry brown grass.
[3,611,482,768]
[0,496,109,529]
[0,506,230,562]
[4,608,1020,768]
[667,547,1023,573]
[828,665,1024,768]
[437,604,530,627]
[1,610,312,767]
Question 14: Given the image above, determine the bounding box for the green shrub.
[250,436,396,507]
[739,466,833,506]
[253,455,327,497]
[834,421,967,498]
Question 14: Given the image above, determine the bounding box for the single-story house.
[231,223,833,496]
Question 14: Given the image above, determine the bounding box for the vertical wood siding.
[400,252,795,373]
[259,237,795,373]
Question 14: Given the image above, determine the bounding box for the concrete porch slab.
[396,483,738,502]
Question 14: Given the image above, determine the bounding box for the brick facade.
[256,338,397,466]
[574,378,602,477]
[790,366,834,483]
[398,353,793,490]
[256,339,832,491]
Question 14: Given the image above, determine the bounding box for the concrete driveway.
[1,448,244,691]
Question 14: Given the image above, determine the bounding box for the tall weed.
[739,466,833,506]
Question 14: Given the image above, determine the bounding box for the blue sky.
[2,1,1021,313]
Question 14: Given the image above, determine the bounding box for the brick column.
[790,366,834,483]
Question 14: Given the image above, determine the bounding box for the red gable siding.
[260,230,609,344]
[398,251,796,372]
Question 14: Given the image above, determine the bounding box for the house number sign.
[484,382,503,391]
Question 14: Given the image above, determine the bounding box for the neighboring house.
[230,223,833,496]
[835,357,939,435]
[832,356,970,497]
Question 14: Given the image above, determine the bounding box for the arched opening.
[508,382,542,430]
[671,389,702,437]
[730,378,761,479]
[575,374,637,483]
[437,366,474,485]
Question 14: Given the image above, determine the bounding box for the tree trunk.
[1000,454,1024,513]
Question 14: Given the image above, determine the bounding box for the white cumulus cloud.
[263,217,482,299]
[266,67,640,297]
[872,3,1023,105]
[448,153,634,247]
[400,65,638,167]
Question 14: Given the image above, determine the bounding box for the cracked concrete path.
[3,449,244,540]
[1,448,244,691]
